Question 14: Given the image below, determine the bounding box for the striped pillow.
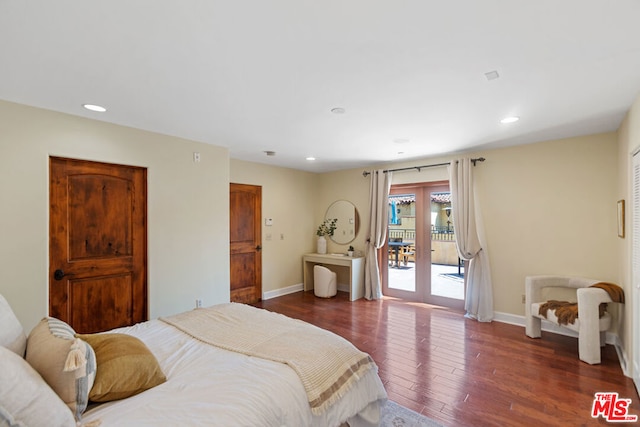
[26,318,96,421]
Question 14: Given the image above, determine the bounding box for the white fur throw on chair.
[525,276,623,365]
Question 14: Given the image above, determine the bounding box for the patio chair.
[401,244,415,265]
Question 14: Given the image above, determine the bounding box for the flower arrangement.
[316,218,338,237]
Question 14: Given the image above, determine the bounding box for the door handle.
[53,269,71,281]
[256,245,262,252]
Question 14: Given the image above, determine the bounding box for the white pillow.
[0,346,75,427]
[0,294,26,357]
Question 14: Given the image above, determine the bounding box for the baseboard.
[493,311,627,376]
[263,282,349,300]
[493,311,578,340]
[337,283,349,293]
[262,283,303,300]
[612,333,631,377]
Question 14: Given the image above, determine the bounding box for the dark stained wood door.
[230,183,262,303]
[49,157,147,333]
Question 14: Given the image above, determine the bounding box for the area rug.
[379,400,444,427]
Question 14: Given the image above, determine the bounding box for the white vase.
[317,236,327,254]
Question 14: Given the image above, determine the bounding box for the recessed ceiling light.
[500,116,520,124]
[485,70,500,81]
[82,104,107,112]
[306,157,316,161]
[330,107,346,115]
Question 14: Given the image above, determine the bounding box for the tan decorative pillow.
[26,318,96,421]
[0,346,76,427]
[77,333,166,402]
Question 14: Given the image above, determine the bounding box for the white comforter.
[82,318,387,427]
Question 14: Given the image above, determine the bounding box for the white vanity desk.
[302,253,365,301]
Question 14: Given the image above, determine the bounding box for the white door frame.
[631,151,640,391]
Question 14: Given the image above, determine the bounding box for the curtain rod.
[362,157,485,177]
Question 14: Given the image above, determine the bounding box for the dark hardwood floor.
[255,291,639,427]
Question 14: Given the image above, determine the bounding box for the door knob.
[256,245,262,251]
[54,269,66,280]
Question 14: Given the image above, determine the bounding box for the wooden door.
[49,157,147,333]
[229,183,262,303]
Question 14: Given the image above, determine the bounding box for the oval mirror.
[326,200,360,245]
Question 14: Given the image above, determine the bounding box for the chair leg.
[578,326,602,364]
[525,315,541,338]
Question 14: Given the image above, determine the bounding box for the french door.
[382,181,465,309]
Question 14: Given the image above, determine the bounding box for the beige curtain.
[364,170,392,300]
[449,159,493,321]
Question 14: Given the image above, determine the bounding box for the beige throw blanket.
[160,303,376,415]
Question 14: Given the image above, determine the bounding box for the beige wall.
[0,100,230,332]
[316,132,619,317]
[617,92,640,377]
[1,97,630,370]
[316,169,372,255]
[477,133,619,313]
[230,159,318,294]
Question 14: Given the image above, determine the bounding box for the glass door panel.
[387,192,416,293]
[426,190,465,309]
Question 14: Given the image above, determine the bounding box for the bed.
[0,295,387,427]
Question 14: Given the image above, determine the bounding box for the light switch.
[265,218,273,226]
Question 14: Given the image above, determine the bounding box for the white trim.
[612,333,631,377]
[493,311,627,374]
[494,311,578,339]
[631,151,640,391]
[263,282,350,300]
[262,283,303,300]
[337,283,350,293]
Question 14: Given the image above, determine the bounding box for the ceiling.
[2,1,640,173]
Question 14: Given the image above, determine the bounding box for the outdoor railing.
[389,229,416,240]
[388,226,456,242]
[431,225,455,241]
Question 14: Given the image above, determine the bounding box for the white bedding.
[82,318,387,427]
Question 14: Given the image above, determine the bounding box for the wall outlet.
[521,294,526,304]
[195,299,202,308]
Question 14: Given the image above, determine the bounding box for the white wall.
[0,100,230,332]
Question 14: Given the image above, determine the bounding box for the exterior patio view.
[388,192,464,301]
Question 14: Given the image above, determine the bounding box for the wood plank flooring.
[255,291,639,427]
